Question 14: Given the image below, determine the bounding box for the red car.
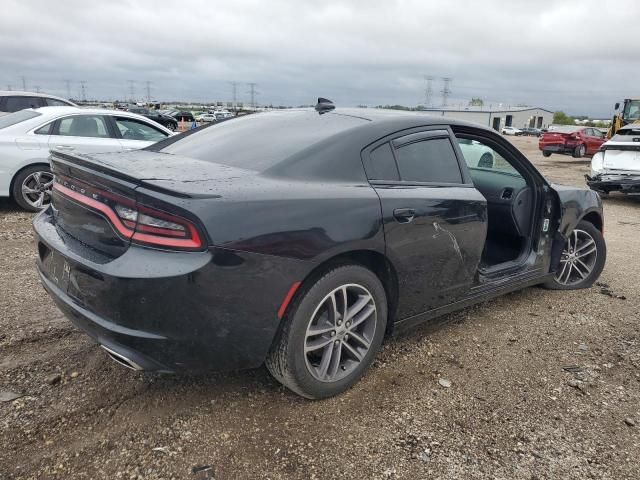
[538,127,606,158]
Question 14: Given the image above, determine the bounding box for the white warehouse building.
[422,106,553,131]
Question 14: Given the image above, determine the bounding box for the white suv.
[0,91,76,116]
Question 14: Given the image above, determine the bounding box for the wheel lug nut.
[334,340,340,346]
[345,321,351,327]
[345,334,349,340]
[330,331,336,337]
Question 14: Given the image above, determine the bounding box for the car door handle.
[393,208,415,223]
[55,145,74,150]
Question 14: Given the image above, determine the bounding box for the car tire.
[573,144,586,158]
[11,165,55,212]
[543,220,606,290]
[542,151,552,157]
[266,265,387,399]
[168,122,177,132]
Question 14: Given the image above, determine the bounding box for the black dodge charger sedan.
[33,100,606,399]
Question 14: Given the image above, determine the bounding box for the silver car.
[0,106,173,211]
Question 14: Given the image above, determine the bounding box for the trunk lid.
[49,150,246,257]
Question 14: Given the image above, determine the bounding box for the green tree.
[553,111,575,125]
[469,98,484,106]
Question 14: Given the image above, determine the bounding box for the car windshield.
[151,110,367,171]
[0,109,41,129]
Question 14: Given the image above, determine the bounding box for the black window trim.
[361,125,474,187]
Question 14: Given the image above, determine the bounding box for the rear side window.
[394,138,462,183]
[364,142,399,180]
[56,115,110,138]
[44,98,72,107]
[34,122,53,135]
[4,96,41,112]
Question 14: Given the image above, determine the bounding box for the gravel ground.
[1,136,638,479]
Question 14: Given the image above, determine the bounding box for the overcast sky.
[1,0,636,116]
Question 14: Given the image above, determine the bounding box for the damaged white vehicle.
[587,124,640,195]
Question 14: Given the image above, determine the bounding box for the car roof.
[0,90,75,103]
[32,106,153,117]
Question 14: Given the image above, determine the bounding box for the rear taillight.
[52,176,204,251]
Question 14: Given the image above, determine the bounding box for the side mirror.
[614,102,620,110]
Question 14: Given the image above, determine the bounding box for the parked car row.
[0,106,173,210]
[126,106,179,131]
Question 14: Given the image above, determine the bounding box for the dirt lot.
[1,136,638,479]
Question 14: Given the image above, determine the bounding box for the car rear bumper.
[541,144,574,154]
[586,174,640,194]
[33,207,308,372]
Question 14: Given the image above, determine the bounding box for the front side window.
[5,96,41,112]
[115,117,167,142]
[394,137,462,184]
[56,115,110,138]
[456,137,522,177]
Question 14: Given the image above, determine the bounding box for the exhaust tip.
[100,345,144,371]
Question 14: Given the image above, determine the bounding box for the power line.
[424,75,434,107]
[127,80,135,102]
[80,81,87,102]
[441,77,452,107]
[247,82,259,109]
[229,81,238,105]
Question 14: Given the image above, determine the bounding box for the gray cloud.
[0,0,636,116]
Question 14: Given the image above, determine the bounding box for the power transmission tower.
[128,80,135,102]
[247,83,258,109]
[80,81,87,102]
[229,81,238,106]
[21,76,26,91]
[441,77,452,107]
[424,75,434,107]
[6,85,11,91]
[145,81,152,103]
[65,79,72,99]
[34,85,41,93]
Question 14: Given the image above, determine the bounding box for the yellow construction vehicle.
[607,98,640,138]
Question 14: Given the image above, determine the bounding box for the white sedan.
[0,106,173,211]
[501,126,522,136]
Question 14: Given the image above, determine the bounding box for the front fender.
[551,183,603,236]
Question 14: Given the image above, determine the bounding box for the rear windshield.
[0,110,41,129]
[152,110,367,171]
[547,126,581,133]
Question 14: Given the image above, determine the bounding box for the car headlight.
[591,151,605,174]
